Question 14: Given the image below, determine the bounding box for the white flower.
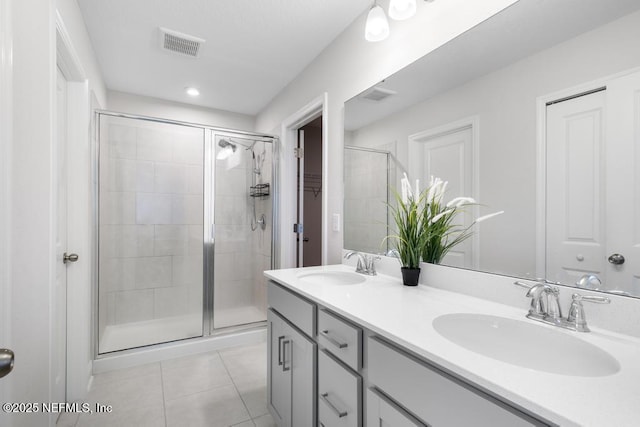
[475,210,505,223]
[437,180,448,203]
[426,177,443,204]
[446,197,476,208]
[430,208,455,224]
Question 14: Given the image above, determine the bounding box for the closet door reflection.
[98,115,204,353]
[213,133,272,329]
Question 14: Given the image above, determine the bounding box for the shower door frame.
[93,110,278,357]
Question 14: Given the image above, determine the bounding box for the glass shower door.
[97,114,205,353]
[212,132,273,329]
[344,146,390,254]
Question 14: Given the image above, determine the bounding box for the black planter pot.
[401,267,421,286]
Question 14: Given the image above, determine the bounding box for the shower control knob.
[63,252,79,264]
[608,253,625,265]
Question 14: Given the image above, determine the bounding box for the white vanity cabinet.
[266,276,552,427]
[267,282,317,427]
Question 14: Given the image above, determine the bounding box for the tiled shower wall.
[98,117,204,340]
[344,144,394,254]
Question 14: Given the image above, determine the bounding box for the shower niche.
[96,112,275,354]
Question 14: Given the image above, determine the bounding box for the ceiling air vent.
[160,27,205,57]
[359,86,397,102]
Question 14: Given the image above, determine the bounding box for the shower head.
[218,139,237,152]
[217,139,237,160]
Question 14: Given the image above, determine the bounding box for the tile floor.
[57,342,275,427]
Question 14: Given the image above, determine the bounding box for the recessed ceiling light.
[185,87,200,97]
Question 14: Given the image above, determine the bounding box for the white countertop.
[265,264,640,427]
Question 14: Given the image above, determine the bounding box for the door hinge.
[293,223,304,234]
[294,147,304,158]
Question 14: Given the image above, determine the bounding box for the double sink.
[297,269,620,378]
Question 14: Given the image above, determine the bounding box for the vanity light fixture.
[388,0,416,21]
[185,87,200,97]
[366,0,435,42]
[365,4,390,42]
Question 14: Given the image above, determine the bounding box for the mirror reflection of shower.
[216,136,269,231]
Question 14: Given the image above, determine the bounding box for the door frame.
[56,12,93,403]
[279,93,329,268]
[535,65,640,279]
[0,0,13,423]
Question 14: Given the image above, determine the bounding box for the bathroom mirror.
[344,0,640,298]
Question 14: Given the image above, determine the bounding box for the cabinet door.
[268,309,291,427]
[288,318,316,427]
[366,388,426,427]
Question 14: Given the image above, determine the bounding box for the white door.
[546,90,607,285]
[419,126,474,267]
[53,67,69,405]
[546,70,640,294]
[605,71,640,294]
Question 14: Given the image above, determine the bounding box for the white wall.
[348,10,640,277]
[108,91,255,131]
[255,0,519,264]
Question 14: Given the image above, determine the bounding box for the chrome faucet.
[566,293,610,332]
[344,251,380,276]
[514,281,610,332]
[519,282,561,323]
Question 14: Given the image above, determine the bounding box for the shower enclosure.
[343,145,391,254]
[96,112,275,354]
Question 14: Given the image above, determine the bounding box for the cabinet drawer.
[367,337,548,427]
[318,309,362,371]
[318,350,362,427]
[267,280,316,338]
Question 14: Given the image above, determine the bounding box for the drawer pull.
[277,335,284,366]
[320,330,348,349]
[320,392,347,418]
[282,339,291,372]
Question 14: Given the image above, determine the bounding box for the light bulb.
[388,0,416,21]
[185,87,200,97]
[365,5,390,42]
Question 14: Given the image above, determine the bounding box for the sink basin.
[297,271,366,285]
[433,313,620,377]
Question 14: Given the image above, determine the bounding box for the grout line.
[218,349,254,425]
[160,362,168,427]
